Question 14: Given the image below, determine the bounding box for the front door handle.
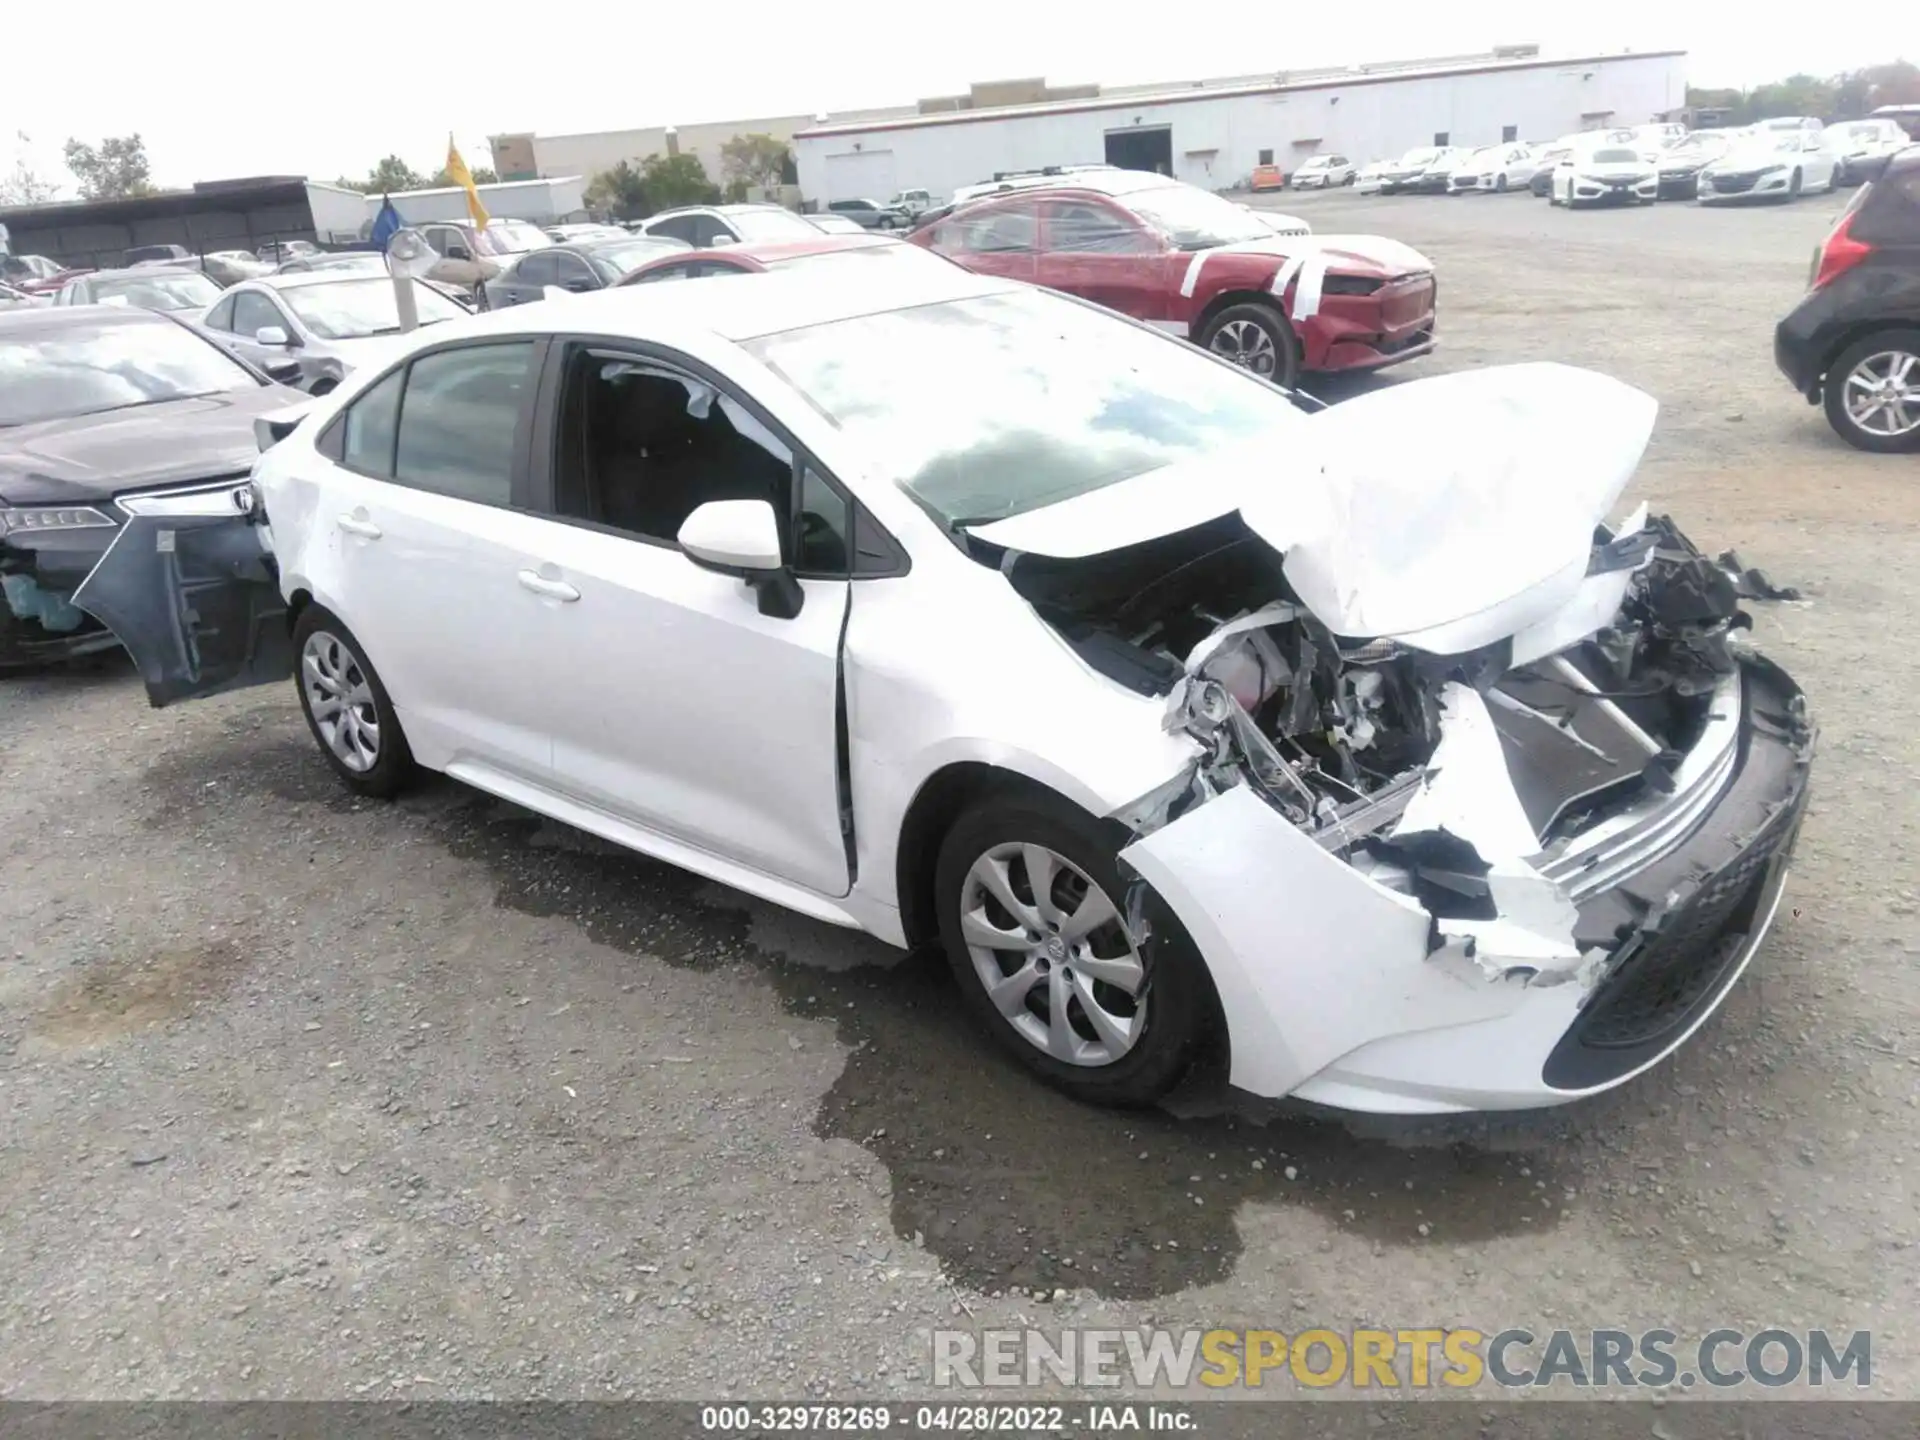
[336,513,382,539]
[517,569,580,602]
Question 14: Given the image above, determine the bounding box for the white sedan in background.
[1550,146,1659,207]
[1290,155,1356,189]
[1698,126,1837,203]
[76,264,1811,1117]
[1447,143,1542,194]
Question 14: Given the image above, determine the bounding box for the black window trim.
[314,335,549,511]
[523,333,909,581]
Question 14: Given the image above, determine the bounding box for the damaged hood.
[973,362,1658,654]
[0,383,300,506]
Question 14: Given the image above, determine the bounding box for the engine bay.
[989,509,1788,854]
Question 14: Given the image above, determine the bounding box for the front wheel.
[1197,301,1301,390]
[1495,173,1508,193]
[293,607,416,798]
[1823,328,1920,453]
[933,794,1216,1106]
[1787,169,1803,201]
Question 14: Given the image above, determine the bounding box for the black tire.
[291,606,416,799]
[1787,170,1803,201]
[1822,327,1920,454]
[1196,300,1301,390]
[933,793,1217,1106]
[1495,173,1508,193]
[307,378,337,396]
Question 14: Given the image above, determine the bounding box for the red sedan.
[614,232,959,286]
[905,172,1437,388]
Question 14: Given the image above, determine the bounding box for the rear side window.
[1851,161,1920,244]
[393,343,535,504]
[928,202,1036,255]
[343,369,403,476]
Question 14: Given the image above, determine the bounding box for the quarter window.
[1044,200,1153,254]
[929,202,1036,255]
[392,343,535,505]
[204,294,237,332]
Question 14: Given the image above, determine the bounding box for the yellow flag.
[445,135,490,229]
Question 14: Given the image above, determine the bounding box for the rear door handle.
[517,569,580,602]
[336,514,382,539]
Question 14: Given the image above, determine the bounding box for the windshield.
[1398,147,1442,167]
[1668,133,1726,155]
[476,219,552,256]
[728,208,824,242]
[280,278,467,339]
[746,287,1303,526]
[1842,122,1891,143]
[0,316,259,427]
[1589,149,1640,164]
[1120,184,1269,250]
[91,271,223,311]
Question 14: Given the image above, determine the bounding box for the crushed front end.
[0,506,124,667]
[1017,508,1813,1114]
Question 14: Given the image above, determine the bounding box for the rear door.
[1035,197,1180,327]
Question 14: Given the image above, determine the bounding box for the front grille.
[1571,794,1801,1050]
[1707,172,1758,193]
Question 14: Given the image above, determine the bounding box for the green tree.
[585,160,649,219]
[719,132,791,191]
[640,152,722,209]
[364,154,427,194]
[62,133,153,200]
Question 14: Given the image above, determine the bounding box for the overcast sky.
[2,0,1901,192]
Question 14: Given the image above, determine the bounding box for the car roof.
[0,302,175,336]
[254,269,403,291]
[649,233,904,269]
[428,255,1017,347]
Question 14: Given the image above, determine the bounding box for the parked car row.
[1344,117,1910,209]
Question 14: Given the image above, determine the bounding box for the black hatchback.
[1775,145,1920,451]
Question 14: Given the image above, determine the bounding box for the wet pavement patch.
[140,714,1579,1299]
[32,936,253,1047]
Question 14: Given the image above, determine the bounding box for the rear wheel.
[293,607,415,798]
[933,794,1215,1106]
[1197,301,1301,390]
[1823,329,1920,453]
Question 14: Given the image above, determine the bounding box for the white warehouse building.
[795,48,1686,204]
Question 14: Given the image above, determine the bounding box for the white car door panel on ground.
[519,342,853,898]
[304,340,556,785]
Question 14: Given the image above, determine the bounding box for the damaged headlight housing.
[0,505,116,535]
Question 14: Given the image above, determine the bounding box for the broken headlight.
[0,505,117,535]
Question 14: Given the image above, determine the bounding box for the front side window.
[232,291,286,338]
[392,343,536,504]
[514,252,560,287]
[550,349,793,545]
[748,287,1302,526]
[646,214,701,245]
[342,368,404,477]
[1044,200,1154,255]
[0,315,261,427]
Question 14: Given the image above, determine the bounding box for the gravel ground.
[3,186,1918,1405]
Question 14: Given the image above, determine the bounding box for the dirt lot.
[4,187,1918,1404]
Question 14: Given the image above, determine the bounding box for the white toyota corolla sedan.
[75,265,1814,1115]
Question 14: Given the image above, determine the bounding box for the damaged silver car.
[67,272,1812,1114]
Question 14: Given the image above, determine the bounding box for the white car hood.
[1710,145,1797,171]
[971,363,1657,654]
[1575,160,1654,179]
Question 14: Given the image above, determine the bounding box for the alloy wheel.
[958,842,1145,1067]
[1843,350,1920,438]
[301,630,380,772]
[1209,319,1278,376]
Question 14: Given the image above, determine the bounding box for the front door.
[70,482,292,706]
[514,342,852,897]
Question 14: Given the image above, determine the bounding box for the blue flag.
[370,195,403,251]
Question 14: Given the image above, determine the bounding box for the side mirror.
[564,277,593,292]
[447,244,471,261]
[708,234,738,248]
[255,325,291,347]
[676,498,802,619]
